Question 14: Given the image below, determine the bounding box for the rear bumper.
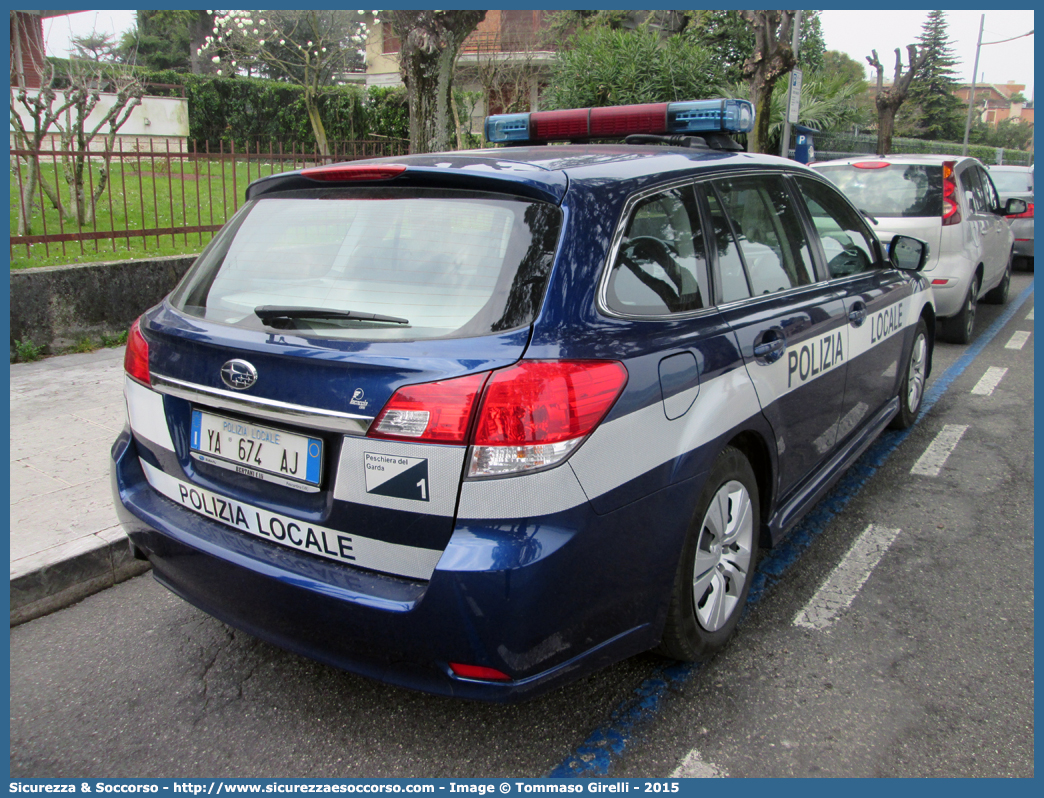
[1010,218,1033,258]
[111,428,689,701]
[925,252,978,318]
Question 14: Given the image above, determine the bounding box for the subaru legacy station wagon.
[112,99,935,701]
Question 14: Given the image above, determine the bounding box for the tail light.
[853,161,891,169]
[1007,201,1034,220]
[369,372,489,445]
[368,361,628,477]
[942,161,962,226]
[469,361,628,477]
[124,317,151,386]
[449,662,511,681]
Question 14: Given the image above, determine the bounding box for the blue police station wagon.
[111,99,935,700]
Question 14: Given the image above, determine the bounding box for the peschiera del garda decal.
[364,452,430,502]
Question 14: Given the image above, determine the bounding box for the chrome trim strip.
[150,373,372,435]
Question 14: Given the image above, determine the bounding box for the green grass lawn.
[10,155,302,269]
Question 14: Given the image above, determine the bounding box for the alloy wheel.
[906,331,927,412]
[691,480,754,632]
[965,281,978,338]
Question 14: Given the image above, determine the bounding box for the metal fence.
[9,137,409,262]
[807,132,1034,166]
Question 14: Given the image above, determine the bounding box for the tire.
[889,319,929,430]
[940,274,979,344]
[657,447,760,661]
[983,252,1012,305]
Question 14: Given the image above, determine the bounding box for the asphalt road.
[10,272,1034,779]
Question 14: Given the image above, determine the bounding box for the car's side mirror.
[889,234,929,271]
[1002,197,1028,216]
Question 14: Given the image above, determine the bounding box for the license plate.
[190,409,322,493]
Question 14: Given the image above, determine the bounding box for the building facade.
[954,81,1034,127]
[364,11,557,136]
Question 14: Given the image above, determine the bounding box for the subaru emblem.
[220,359,258,391]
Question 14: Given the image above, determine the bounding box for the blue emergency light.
[484,99,755,144]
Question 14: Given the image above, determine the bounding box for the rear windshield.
[989,170,1033,194]
[171,188,562,340]
[813,163,942,218]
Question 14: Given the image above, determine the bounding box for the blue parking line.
[548,280,1034,778]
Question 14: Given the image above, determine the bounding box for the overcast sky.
[44,8,1035,99]
[820,9,1034,99]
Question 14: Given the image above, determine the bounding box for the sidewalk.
[9,347,148,626]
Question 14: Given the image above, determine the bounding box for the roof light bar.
[484,99,754,144]
[667,99,753,134]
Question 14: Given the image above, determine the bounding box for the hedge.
[813,131,1033,166]
[44,58,410,148]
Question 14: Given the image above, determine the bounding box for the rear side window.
[171,189,562,340]
[709,175,817,295]
[704,189,751,303]
[814,163,942,218]
[960,166,989,213]
[605,185,710,315]
[977,167,1000,210]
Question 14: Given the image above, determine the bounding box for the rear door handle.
[848,301,867,326]
[753,329,786,364]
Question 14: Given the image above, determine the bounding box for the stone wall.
[10,254,198,354]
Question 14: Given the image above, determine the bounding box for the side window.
[605,185,710,315]
[703,187,751,303]
[960,166,987,213]
[711,175,817,295]
[977,167,1000,211]
[794,176,879,278]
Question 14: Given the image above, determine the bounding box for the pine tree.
[906,10,966,142]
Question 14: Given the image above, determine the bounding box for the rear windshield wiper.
[254,306,409,326]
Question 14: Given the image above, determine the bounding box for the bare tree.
[10,61,143,229]
[468,33,544,142]
[10,64,78,236]
[385,10,486,154]
[866,45,929,155]
[739,9,797,154]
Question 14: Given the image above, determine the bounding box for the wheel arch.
[919,302,936,379]
[726,429,774,549]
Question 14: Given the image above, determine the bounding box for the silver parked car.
[988,164,1034,271]
[812,155,1024,343]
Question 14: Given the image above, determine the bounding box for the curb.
[10,534,151,627]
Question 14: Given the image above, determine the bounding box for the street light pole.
[960,19,1035,156]
[779,10,803,159]
[961,15,985,157]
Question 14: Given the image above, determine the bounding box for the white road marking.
[1026,308,1034,321]
[793,524,902,630]
[971,366,1008,396]
[1005,331,1031,350]
[671,748,727,778]
[910,424,969,477]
